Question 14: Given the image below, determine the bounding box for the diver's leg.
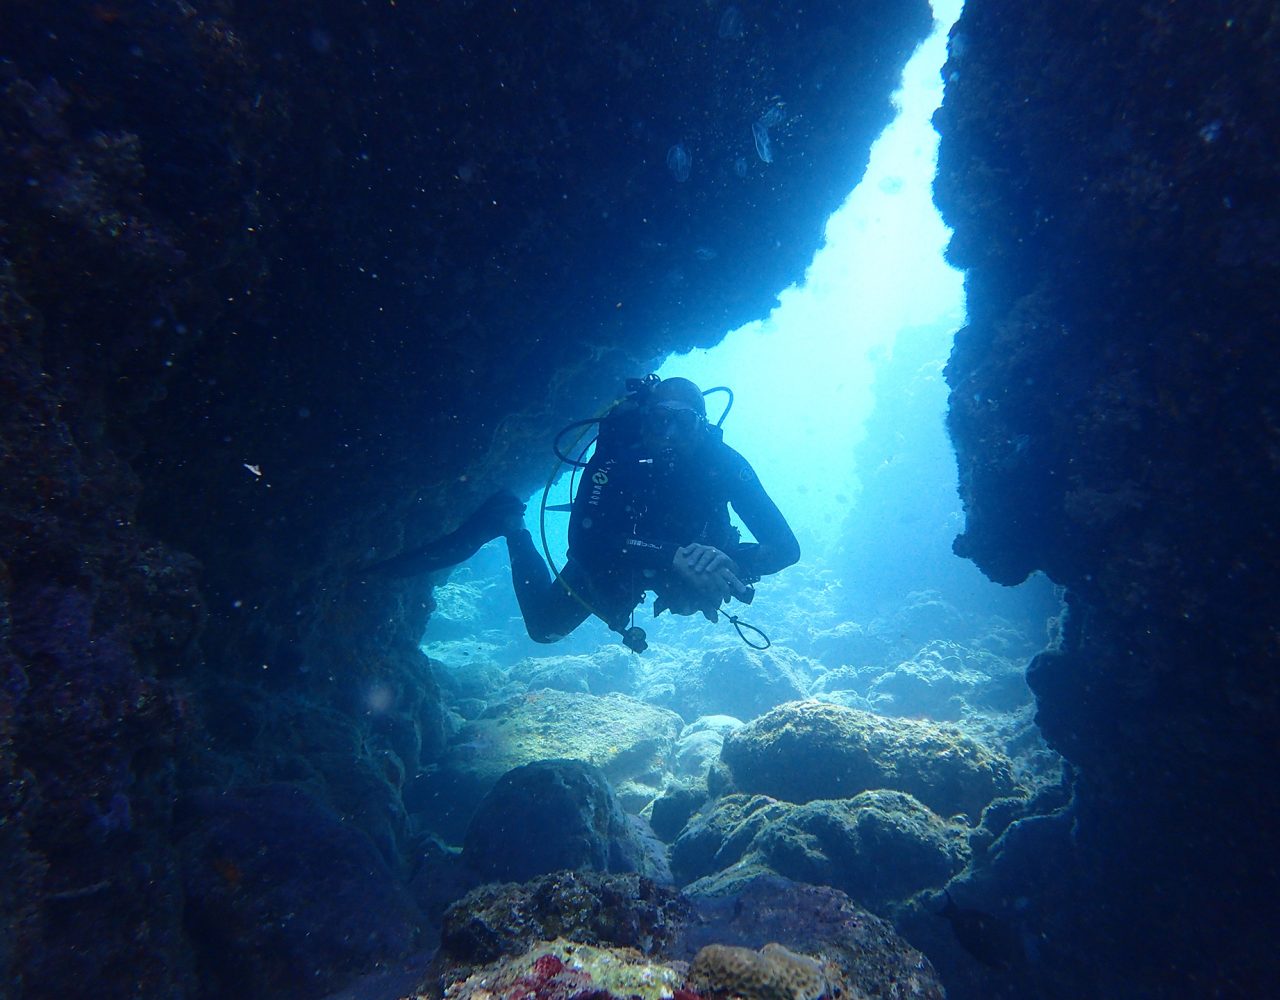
[360,491,526,578]
[506,529,591,642]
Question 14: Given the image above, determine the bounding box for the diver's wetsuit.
[508,407,799,642]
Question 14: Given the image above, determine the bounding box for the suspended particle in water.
[667,143,692,182]
[718,6,744,40]
[751,121,773,164]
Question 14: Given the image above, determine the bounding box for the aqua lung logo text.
[588,466,610,507]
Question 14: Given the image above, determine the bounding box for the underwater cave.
[1,1,1277,999]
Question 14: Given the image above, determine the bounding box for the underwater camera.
[621,626,648,653]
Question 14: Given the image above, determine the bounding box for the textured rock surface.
[177,784,422,999]
[0,0,932,988]
[435,871,690,977]
[866,639,1031,720]
[674,791,968,914]
[687,942,835,1000]
[934,1,1280,994]
[671,794,792,885]
[461,759,671,884]
[745,791,969,912]
[431,939,683,1000]
[412,690,683,840]
[721,701,1020,820]
[651,646,817,723]
[427,871,943,1000]
[678,875,944,1000]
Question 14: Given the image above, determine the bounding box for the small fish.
[243,463,262,478]
[938,890,1024,970]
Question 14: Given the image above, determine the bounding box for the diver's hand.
[681,543,737,576]
[674,544,745,605]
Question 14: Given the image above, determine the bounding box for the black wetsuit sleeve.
[722,446,800,581]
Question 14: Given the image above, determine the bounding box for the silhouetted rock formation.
[935,1,1280,995]
[0,1,931,995]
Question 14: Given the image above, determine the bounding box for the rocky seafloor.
[412,572,1063,998]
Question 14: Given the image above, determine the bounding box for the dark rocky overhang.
[0,2,933,995]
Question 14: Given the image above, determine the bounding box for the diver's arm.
[724,449,800,580]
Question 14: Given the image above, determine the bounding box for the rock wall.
[935,2,1279,995]
[0,2,931,995]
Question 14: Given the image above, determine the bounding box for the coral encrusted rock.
[677,875,944,1000]
[426,871,943,1000]
[461,759,670,884]
[721,701,1019,820]
[435,870,690,976]
[429,939,683,1000]
[675,791,968,913]
[687,942,836,1000]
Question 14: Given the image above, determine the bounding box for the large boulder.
[721,701,1020,821]
[670,794,792,885]
[673,715,744,782]
[648,646,817,723]
[746,791,969,912]
[461,759,670,884]
[407,690,682,840]
[674,791,967,914]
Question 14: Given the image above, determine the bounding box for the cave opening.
[416,8,1066,991]
[425,0,1058,696]
[7,0,1276,995]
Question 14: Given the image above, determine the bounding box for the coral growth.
[434,940,682,1000]
[437,871,691,975]
[687,942,836,1000]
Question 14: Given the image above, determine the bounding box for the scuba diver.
[366,375,799,652]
